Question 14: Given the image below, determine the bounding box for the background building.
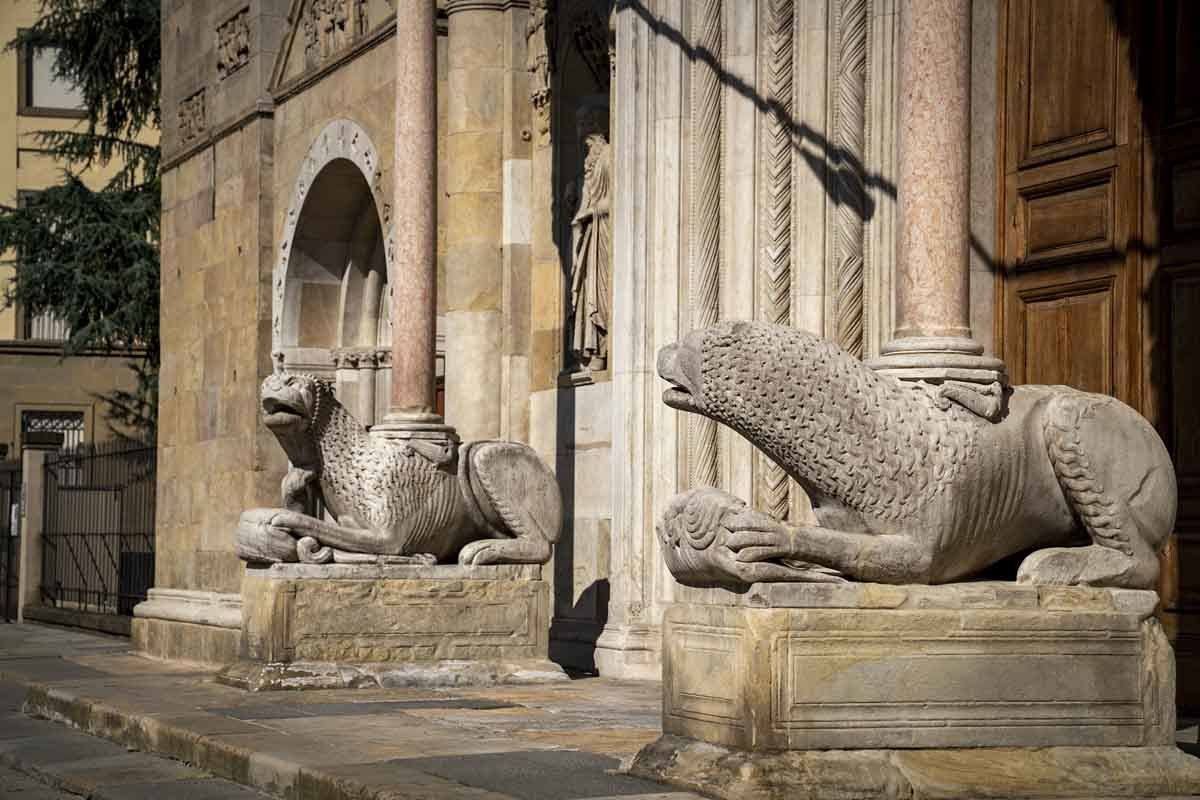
[0,0,152,457]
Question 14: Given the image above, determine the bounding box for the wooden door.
[1000,0,1200,710]
[999,0,1141,401]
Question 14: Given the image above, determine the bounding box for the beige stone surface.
[132,617,241,667]
[240,565,553,667]
[661,584,1175,750]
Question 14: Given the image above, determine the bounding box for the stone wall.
[147,0,288,663]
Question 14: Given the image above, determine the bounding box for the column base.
[868,335,1006,385]
[592,622,661,681]
[132,588,244,667]
[369,415,459,444]
[631,735,1200,800]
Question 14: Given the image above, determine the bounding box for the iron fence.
[41,440,156,616]
[0,463,19,622]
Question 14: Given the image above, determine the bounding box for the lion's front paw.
[458,539,501,566]
[236,508,302,564]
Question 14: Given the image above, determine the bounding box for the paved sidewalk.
[0,660,270,799]
[0,623,698,800]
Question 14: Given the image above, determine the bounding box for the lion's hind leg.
[1018,392,1173,589]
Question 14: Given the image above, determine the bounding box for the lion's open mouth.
[658,341,703,412]
[262,396,304,427]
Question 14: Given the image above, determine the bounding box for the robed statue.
[569,132,612,371]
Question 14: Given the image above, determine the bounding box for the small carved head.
[261,356,331,433]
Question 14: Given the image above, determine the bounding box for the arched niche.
[273,119,393,425]
[274,118,392,353]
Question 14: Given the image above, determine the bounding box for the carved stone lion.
[656,320,1176,589]
[235,365,561,566]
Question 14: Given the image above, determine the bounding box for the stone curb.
[5,676,495,800]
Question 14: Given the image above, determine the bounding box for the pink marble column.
[378,0,447,434]
[871,0,1004,389]
[894,0,971,344]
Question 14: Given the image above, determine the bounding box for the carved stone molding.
[178,89,207,144]
[758,0,794,522]
[216,8,252,80]
[527,0,554,146]
[832,0,868,359]
[688,0,723,489]
[274,119,390,348]
[330,346,390,369]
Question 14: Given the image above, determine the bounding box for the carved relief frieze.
[178,89,207,144]
[216,8,252,80]
[304,0,369,68]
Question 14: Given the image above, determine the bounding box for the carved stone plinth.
[217,563,567,690]
[631,582,1200,799]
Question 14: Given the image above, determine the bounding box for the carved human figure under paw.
[236,363,561,566]
[656,320,1176,590]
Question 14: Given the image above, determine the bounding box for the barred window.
[20,410,85,450]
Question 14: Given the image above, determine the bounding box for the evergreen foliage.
[0,0,161,438]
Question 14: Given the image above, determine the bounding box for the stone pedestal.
[632,582,1200,799]
[217,563,566,690]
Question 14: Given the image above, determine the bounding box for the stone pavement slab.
[0,622,703,800]
[0,764,79,799]
[395,750,673,800]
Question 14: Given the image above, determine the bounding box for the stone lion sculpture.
[656,320,1176,589]
[235,364,561,566]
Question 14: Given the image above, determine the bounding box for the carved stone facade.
[216,8,252,80]
[148,0,1010,682]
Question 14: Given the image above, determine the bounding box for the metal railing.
[0,463,19,623]
[41,440,156,616]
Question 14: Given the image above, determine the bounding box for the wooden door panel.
[1014,0,1120,167]
[1167,158,1200,240]
[1169,1,1200,126]
[1170,275,1200,539]
[1016,168,1116,267]
[1008,275,1115,393]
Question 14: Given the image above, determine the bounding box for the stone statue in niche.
[235,357,562,566]
[655,320,1177,590]
[569,127,612,372]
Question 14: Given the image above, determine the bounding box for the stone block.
[225,563,565,689]
[660,582,1174,750]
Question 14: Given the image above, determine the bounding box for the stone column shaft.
[870,0,1004,391]
[894,0,971,343]
[387,0,440,422]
